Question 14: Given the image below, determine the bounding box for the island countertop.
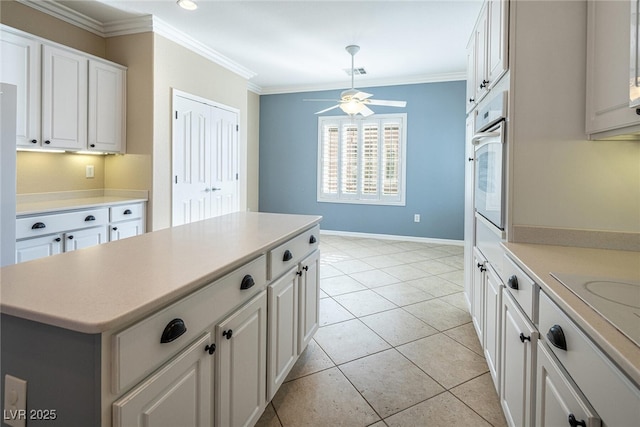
[0,212,322,334]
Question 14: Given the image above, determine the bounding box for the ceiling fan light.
[177,0,198,11]
[340,99,364,115]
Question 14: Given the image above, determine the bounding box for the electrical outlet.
[86,165,95,179]
[3,375,27,427]
[414,214,420,223]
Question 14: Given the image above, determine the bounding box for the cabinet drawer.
[16,208,108,239]
[268,225,320,280]
[539,291,640,426]
[111,203,142,222]
[112,255,267,394]
[502,254,536,322]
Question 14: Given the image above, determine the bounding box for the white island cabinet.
[0,212,321,427]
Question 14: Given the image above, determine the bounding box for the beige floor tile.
[333,259,376,274]
[411,259,460,275]
[333,289,397,317]
[320,264,343,279]
[410,247,450,259]
[320,250,353,265]
[451,373,507,427]
[390,241,429,251]
[437,269,465,286]
[373,282,435,306]
[437,254,465,269]
[319,298,355,326]
[382,264,430,281]
[406,276,463,297]
[443,322,483,356]
[384,392,492,427]
[319,289,330,299]
[435,244,465,255]
[360,254,407,269]
[314,319,390,364]
[342,246,384,259]
[320,275,368,296]
[438,291,470,312]
[404,299,471,331]
[349,269,401,288]
[256,402,282,427]
[397,334,489,389]
[272,367,380,427]
[360,308,438,346]
[340,349,445,418]
[285,339,335,381]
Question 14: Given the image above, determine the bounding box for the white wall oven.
[473,92,507,231]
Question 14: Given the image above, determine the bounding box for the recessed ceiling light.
[177,0,198,11]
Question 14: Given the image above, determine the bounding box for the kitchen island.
[1,211,322,426]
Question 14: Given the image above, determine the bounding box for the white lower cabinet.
[535,342,600,427]
[15,233,62,263]
[500,289,537,427]
[113,333,214,427]
[298,250,320,354]
[64,225,108,251]
[484,266,502,389]
[471,248,487,344]
[216,290,267,427]
[110,219,144,241]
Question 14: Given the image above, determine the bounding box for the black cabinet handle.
[123,209,132,215]
[85,215,96,222]
[302,265,309,271]
[160,318,187,343]
[309,235,317,244]
[205,343,216,355]
[67,235,74,240]
[568,414,586,427]
[223,330,233,340]
[240,275,255,290]
[44,140,51,144]
[507,275,519,290]
[112,227,118,231]
[547,324,567,351]
[31,139,37,144]
[90,144,96,148]
[469,98,475,103]
[477,262,486,272]
[479,79,489,89]
[519,333,531,343]
[296,270,303,276]
[283,250,293,262]
[54,237,61,242]
[31,222,46,230]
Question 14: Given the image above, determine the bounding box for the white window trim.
[317,113,407,206]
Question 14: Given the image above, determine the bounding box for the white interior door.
[210,106,239,218]
[172,96,212,227]
[172,94,240,227]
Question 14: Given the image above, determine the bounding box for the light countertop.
[502,242,640,386]
[1,212,322,334]
[16,189,148,216]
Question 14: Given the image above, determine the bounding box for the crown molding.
[259,72,466,95]
[17,0,257,81]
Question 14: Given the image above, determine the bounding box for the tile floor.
[257,235,507,427]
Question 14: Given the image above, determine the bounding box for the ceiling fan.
[305,45,407,117]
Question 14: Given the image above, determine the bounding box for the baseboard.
[319,229,464,246]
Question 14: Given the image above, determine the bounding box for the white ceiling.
[40,0,482,94]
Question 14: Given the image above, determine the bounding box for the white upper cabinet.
[42,44,88,151]
[586,0,640,139]
[88,59,126,153]
[486,0,509,88]
[0,30,41,147]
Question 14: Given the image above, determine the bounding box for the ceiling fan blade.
[359,106,375,117]
[315,104,341,114]
[353,91,373,100]
[303,99,341,102]
[366,99,407,107]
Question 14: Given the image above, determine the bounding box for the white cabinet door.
[216,291,267,427]
[536,342,601,427]
[471,248,487,344]
[487,0,508,88]
[113,333,213,427]
[500,289,537,427]
[41,44,87,150]
[466,35,477,113]
[110,219,144,241]
[474,3,489,104]
[15,234,62,263]
[64,226,108,252]
[463,115,475,312]
[0,29,40,147]
[298,250,320,354]
[484,266,502,390]
[267,267,298,401]
[88,59,126,153]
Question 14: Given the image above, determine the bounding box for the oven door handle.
[472,131,500,145]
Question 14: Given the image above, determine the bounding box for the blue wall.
[259,81,466,240]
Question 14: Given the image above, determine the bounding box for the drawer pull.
[309,235,317,244]
[240,275,255,290]
[54,237,61,242]
[205,343,216,355]
[283,250,293,262]
[112,227,118,231]
[31,222,46,230]
[507,275,519,290]
[85,215,96,222]
[519,333,531,343]
[223,330,233,340]
[67,235,74,240]
[123,209,132,215]
[31,139,37,144]
[160,318,187,343]
[547,324,567,351]
[568,414,586,427]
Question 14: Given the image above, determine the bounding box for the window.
[317,114,407,205]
